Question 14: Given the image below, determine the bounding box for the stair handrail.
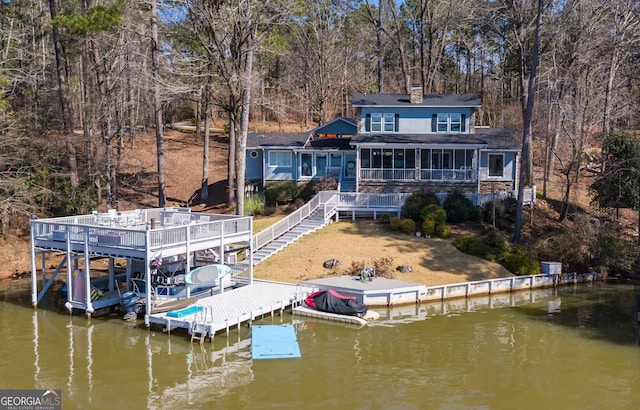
[252,191,338,251]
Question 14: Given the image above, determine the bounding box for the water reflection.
[4,281,640,408]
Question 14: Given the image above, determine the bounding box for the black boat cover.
[305,290,368,317]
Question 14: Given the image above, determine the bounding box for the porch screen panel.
[406,149,415,168]
[420,149,431,168]
[361,149,371,168]
[394,150,404,168]
[372,149,382,168]
[383,149,393,168]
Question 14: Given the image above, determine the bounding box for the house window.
[370,113,397,132]
[315,154,327,176]
[489,154,504,178]
[268,151,292,167]
[301,153,312,176]
[434,113,466,133]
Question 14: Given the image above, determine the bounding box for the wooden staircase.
[237,207,332,270]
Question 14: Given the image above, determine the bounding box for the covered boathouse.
[29,207,254,324]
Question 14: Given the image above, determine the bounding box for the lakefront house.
[245,87,521,197]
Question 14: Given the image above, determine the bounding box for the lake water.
[1,280,640,409]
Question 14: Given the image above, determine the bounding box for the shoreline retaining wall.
[420,272,598,303]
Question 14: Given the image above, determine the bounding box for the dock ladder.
[190,305,213,344]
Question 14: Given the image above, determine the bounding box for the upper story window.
[433,113,466,133]
[366,113,398,132]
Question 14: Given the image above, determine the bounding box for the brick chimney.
[410,84,423,104]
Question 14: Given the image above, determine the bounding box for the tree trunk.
[201,75,211,202]
[227,106,237,208]
[513,0,543,243]
[236,36,255,215]
[151,0,166,207]
[48,0,78,189]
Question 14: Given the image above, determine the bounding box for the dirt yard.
[252,220,513,286]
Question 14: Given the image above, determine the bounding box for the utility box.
[541,262,562,275]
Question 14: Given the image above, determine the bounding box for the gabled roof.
[352,93,481,108]
[351,128,520,151]
[246,133,309,149]
[310,117,357,135]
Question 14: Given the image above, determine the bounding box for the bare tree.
[151,0,166,207]
[513,0,543,243]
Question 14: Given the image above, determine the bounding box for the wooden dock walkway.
[147,280,313,342]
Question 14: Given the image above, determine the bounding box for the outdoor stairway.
[238,209,330,270]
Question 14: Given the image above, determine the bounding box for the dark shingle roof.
[352,93,481,108]
[310,117,357,135]
[351,128,520,150]
[246,133,309,149]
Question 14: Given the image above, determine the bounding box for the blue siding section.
[360,107,473,134]
[264,149,298,181]
[479,151,517,181]
[245,149,264,180]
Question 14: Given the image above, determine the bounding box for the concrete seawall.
[422,272,598,303]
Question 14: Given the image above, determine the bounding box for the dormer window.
[433,113,466,133]
[367,113,398,132]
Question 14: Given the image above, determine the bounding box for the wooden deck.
[147,280,313,341]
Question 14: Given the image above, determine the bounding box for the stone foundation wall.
[479,180,514,194]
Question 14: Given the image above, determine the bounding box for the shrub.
[389,216,402,231]
[499,246,541,275]
[468,205,484,223]
[378,214,391,224]
[346,258,395,278]
[346,260,366,276]
[590,231,636,274]
[264,181,297,206]
[434,223,452,238]
[404,191,440,221]
[244,194,264,216]
[422,219,436,236]
[420,204,447,225]
[483,198,517,231]
[296,181,318,202]
[443,191,475,223]
[452,235,494,260]
[484,230,510,254]
[372,257,394,278]
[400,218,416,234]
[284,198,305,213]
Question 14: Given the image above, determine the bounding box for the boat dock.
[148,280,313,342]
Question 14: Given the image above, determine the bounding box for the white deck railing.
[31,208,253,253]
